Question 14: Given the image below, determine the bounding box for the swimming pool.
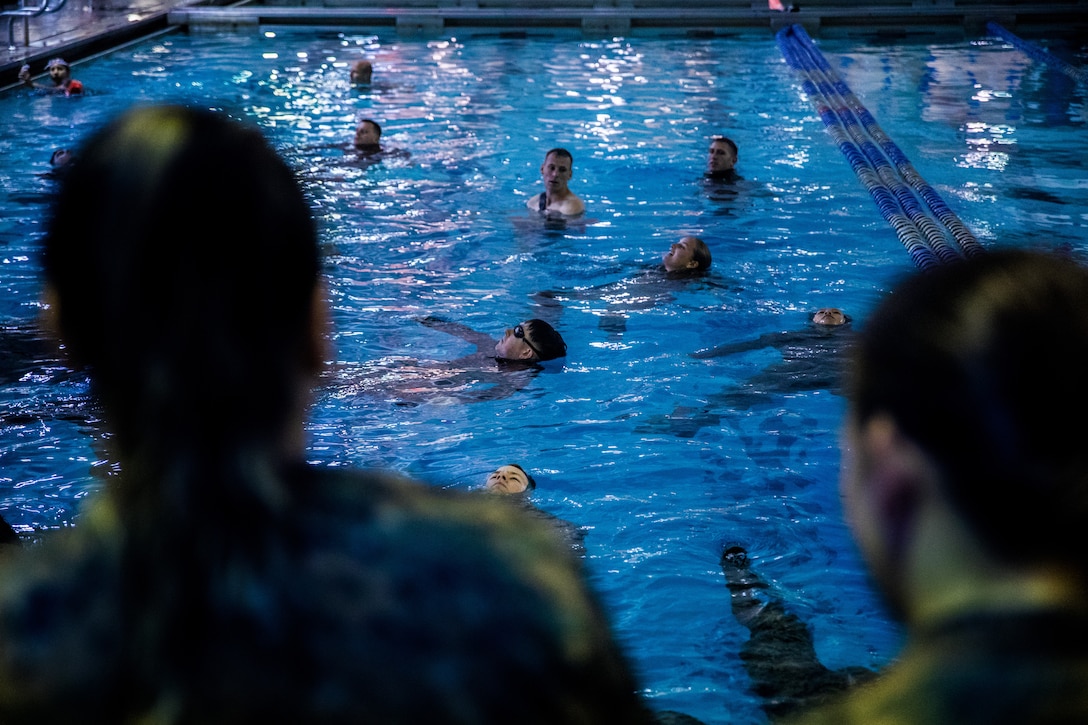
[1,25,1086,723]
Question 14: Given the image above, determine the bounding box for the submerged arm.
[690,330,805,359]
[417,316,495,352]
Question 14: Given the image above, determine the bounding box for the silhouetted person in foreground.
[0,104,657,724]
[775,250,1088,724]
[0,514,19,547]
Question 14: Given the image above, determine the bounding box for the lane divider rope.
[986,21,1088,85]
[776,23,985,268]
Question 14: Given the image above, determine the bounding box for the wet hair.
[544,147,573,167]
[710,135,738,157]
[688,237,712,271]
[848,249,1088,569]
[506,463,537,490]
[42,105,320,512]
[524,319,567,361]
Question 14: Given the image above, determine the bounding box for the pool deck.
[1,0,196,87]
[3,0,1087,90]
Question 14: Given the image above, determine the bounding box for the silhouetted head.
[848,249,1088,568]
[350,59,373,84]
[42,104,321,462]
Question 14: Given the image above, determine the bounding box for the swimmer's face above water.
[494,322,541,362]
[540,151,573,192]
[485,465,533,494]
[663,237,698,272]
[706,137,737,174]
[47,63,70,85]
[353,120,381,149]
[812,307,848,326]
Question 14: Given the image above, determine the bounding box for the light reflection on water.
[2,26,1087,723]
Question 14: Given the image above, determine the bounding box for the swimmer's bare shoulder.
[555,195,585,216]
[528,194,585,217]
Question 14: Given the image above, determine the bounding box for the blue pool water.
[2,25,1086,723]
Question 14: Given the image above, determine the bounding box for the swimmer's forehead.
[812,307,848,325]
[543,151,571,165]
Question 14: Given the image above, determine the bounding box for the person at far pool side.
[18,58,83,96]
[527,147,585,218]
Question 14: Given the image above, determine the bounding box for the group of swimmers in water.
[339,56,855,549]
[8,41,1088,725]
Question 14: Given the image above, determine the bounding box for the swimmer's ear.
[848,414,935,566]
[306,282,334,374]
